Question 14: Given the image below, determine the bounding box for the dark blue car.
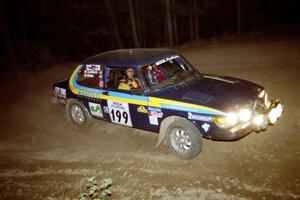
[52,49,283,159]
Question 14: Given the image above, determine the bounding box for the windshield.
[141,55,198,90]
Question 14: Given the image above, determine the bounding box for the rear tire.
[66,99,91,125]
[166,118,203,159]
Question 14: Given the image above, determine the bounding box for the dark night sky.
[1,0,300,67]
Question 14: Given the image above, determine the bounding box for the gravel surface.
[0,38,299,199]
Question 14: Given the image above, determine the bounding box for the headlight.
[214,108,252,128]
[214,112,238,128]
[239,109,252,122]
[253,115,264,126]
[227,113,238,125]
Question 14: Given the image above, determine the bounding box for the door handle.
[102,91,109,96]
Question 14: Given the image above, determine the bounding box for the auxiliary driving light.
[239,109,252,122]
[268,108,278,124]
[276,103,283,117]
[268,103,282,125]
[253,115,264,126]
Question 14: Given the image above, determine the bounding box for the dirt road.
[0,38,300,199]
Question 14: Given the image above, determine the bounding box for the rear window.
[76,64,104,88]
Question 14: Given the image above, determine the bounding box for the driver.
[118,67,142,90]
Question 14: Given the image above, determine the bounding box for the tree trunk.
[0,0,15,65]
[105,0,124,49]
[173,14,178,45]
[128,0,140,48]
[237,0,241,34]
[20,1,29,65]
[165,0,174,46]
[237,0,245,34]
[193,0,199,41]
[134,0,143,47]
[189,0,194,41]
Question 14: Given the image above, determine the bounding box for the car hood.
[148,74,263,112]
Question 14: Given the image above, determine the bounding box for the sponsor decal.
[137,106,147,113]
[111,101,125,110]
[155,55,179,65]
[86,64,101,72]
[88,102,103,117]
[107,101,132,127]
[78,90,99,98]
[103,106,109,113]
[202,123,210,132]
[55,87,66,98]
[149,116,158,125]
[84,65,102,78]
[84,74,94,78]
[188,112,213,122]
[148,107,163,118]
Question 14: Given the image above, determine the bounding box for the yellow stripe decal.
[69,65,81,95]
[100,95,148,106]
[69,65,224,116]
[149,97,225,115]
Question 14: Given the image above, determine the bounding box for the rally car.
[52,49,283,159]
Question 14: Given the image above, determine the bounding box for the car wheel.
[66,99,90,125]
[166,118,203,159]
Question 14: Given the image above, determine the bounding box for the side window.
[77,64,104,88]
[105,66,143,92]
[105,67,126,90]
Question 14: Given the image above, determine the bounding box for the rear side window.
[77,64,104,88]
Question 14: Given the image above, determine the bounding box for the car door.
[101,66,157,131]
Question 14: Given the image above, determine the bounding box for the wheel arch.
[66,98,92,123]
[155,115,187,148]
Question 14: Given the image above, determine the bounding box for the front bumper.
[212,100,283,140]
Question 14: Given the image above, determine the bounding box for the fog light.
[253,115,264,126]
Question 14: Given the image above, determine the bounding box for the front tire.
[66,99,90,125]
[166,118,203,159]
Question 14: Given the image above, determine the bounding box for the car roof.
[82,48,180,67]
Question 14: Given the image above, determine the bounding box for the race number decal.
[107,101,132,127]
